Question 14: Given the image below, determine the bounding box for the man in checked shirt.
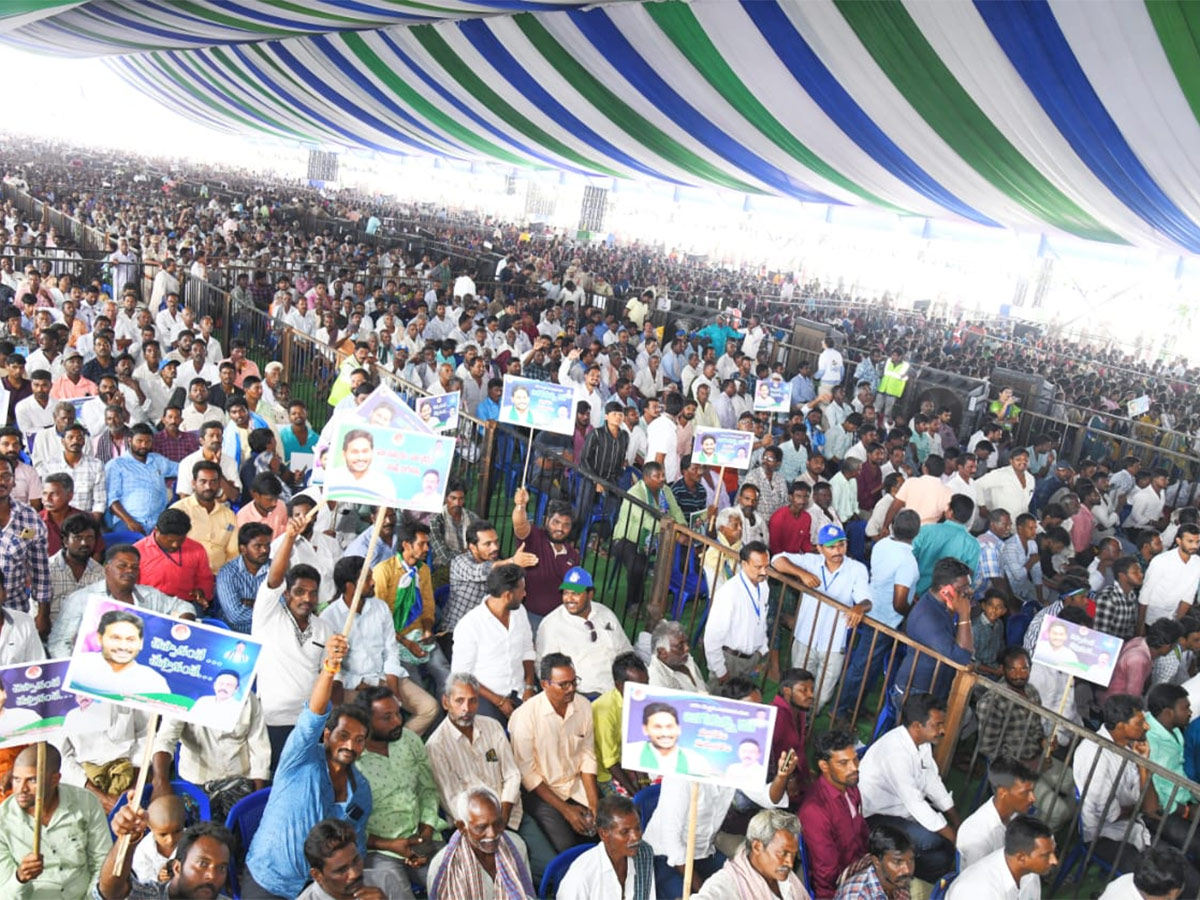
[0,457,50,635]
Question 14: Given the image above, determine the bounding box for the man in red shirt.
[799,729,871,899]
[39,472,103,559]
[769,668,815,807]
[134,508,215,612]
[1098,617,1180,704]
[511,487,579,633]
[768,482,813,556]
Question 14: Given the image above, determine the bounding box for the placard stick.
[706,466,726,531]
[31,742,45,858]
[681,781,700,900]
[1044,674,1074,762]
[113,714,160,870]
[521,429,537,489]
[341,505,388,639]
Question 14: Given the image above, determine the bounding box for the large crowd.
[0,141,1195,900]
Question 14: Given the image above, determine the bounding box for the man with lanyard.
[772,524,872,714]
[372,520,450,699]
[702,541,777,688]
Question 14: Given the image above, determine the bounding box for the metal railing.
[962,675,1200,895]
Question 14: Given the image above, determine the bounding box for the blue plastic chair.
[798,834,813,891]
[1050,788,1124,891]
[224,787,271,899]
[632,783,661,825]
[171,779,212,823]
[107,783,154,839]
[868,646,908,748]
[105,528,145,548]
[930,871,957,900]
[200,617,228,631]
[538,842,594,898]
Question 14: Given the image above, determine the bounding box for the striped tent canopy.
[8,0,1200,254]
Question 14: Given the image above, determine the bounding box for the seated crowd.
[0,154,1197,900]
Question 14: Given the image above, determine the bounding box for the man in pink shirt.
[49,349,97,399]
[882,454,952,528]
[1098,618,1180,704]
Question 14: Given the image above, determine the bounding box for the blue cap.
[559,567,594,592]
[817,524,847,546]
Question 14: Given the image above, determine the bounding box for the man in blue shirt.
[215,522,272,633]
[836,509,921,723]
[891,558,975,715]
[244,633,373,898]
[910,494,980,596]
[105,423,179,533]
[789,361,816,409]
[475,378,502,422]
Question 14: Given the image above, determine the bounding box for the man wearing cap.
[772,524,872,712]
[536,567,634,698]
[702,541,778,686]
[49,348,96,400]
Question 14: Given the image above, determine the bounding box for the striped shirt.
[47,551,104,621]
[215,555,268,633]
[579,425,628,484]
[425,714,524,828]
[42,456,107,514]
[0,500,51,611]
[444,553,493,633]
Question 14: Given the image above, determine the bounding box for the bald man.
[0,743,111,897]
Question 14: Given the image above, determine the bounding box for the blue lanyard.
[740,574,761,620]
[821,565,841,594]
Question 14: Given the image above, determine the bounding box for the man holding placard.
[0,743,111,897]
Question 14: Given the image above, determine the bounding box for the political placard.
[691,428,755,470]
[64,598,263,730]
[415,391,460,433]
[0,659,88,748]
[1031,614,1123,688]
[323,421,454,510]
[499,375,576,435]
[752,379,790,413]
[354,383,435,435]
[621,683,777,789]
[1127,395,1151,418]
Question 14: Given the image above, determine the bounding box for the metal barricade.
[965,675,1200,895]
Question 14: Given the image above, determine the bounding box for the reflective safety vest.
[878,359,910,397]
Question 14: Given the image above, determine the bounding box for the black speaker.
[989,366,1058,416]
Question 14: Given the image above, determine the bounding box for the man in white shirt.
[1138,524,1200,634]
[956,756,1038,869]
[976,448,1035,519]
[1097,846,1187,900]
[771,524,871,712]
[1127,469,1169,531]
[558,350,605,429]
[946,816,1058,900]
[702,541,774,689]
[556,794,655,900]
[320,555,437,735]
[252,512,342,771]
[14,369,54,440]
[535,568,633,697]
[646,393,683,483]
[450,563,536,723]
[858,693,959,882]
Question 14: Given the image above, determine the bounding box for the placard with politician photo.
[499,375,576,435]
[0,659,85,749]
[1031,614,1124,688]
[691,428,756,470]
[63,597,263,730]
[353,383,435,434]
[415,391,461,432]
[752,379,790,413]
[322,421,455,509]
[620,683,777,789]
